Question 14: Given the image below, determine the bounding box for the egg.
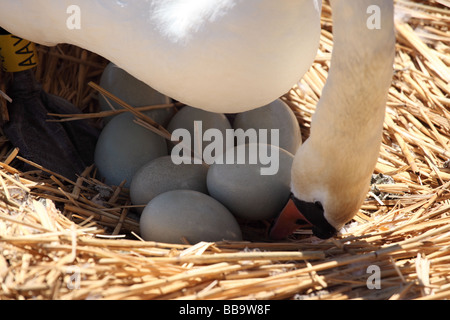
[94,112,168,187]
[130,156,209,213]
[140,190,242,244]
[207,143,294,220]
[233,99,302,154]
[167,106,232,158]
[99,62,173,125]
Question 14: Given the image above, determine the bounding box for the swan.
[0,0,395,239]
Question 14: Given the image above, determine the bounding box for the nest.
[0,0,449,300]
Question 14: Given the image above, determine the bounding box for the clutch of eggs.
[96,60,301,243]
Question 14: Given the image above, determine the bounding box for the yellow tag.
[0,34,38,72]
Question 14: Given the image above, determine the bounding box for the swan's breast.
[0,0,321,112]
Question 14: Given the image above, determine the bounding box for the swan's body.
[0,0,321,113]
[0,0,395,238]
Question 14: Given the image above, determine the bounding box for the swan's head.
[269,137,375,240]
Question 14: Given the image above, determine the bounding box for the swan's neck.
[312,0,395,148]
[291,0,395,229]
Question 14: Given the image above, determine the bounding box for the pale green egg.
[99,62,174,125]
[140,190,242,244]
[167,106,232,159]
[207,143,293,220]
[94,112,168,187]
[130,156,209,213]
[233,99,301,154]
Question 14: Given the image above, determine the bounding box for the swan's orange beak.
[270,196,338,240]
[269,198,312,240]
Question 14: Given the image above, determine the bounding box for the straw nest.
[0,0,449,300]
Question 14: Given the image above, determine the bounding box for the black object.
[290,196,337,239]
[3,68,99,180]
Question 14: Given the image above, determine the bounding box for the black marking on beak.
[291,196,337,239]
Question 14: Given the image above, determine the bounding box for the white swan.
[0,0,395,239]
